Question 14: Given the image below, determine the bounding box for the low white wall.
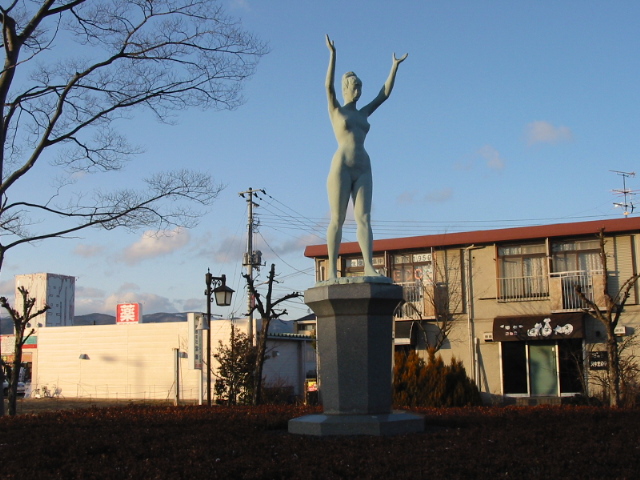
[35,321,239,400]
[32,319,313,401]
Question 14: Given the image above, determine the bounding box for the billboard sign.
[187,313,204,370]
[116,303,142,324]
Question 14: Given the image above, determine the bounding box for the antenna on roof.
[611,170,637,217]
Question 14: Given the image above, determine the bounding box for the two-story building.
[303,217,640,404]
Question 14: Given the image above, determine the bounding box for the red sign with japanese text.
[116,303,142,324]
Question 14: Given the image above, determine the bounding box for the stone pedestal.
[288,281,424,436]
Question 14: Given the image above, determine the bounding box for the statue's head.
[342,72,362,103]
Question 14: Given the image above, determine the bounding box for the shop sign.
[116,303,142,324]
[589,351,608,371]
[493,313,584,342]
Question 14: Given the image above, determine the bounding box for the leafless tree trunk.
[0,287,49,416]
[243,264,301,405]
[576,229,640,407]
[397,251,462,353]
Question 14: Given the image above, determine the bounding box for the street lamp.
[205,269,234,406]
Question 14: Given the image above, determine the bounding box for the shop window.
[502,342,528,394]
[498,243,548,301]
[501,340,583,396]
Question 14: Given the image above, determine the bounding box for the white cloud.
[76,285,106,298]
[0,278,14,300]
[116,282,140,293]
[75,291,179,316]
[268,233,322,256]
[74,244,105,258]
[478,145,505,170]
[103,292,178,314]
[121,228,190,265]
[424,188,453,203]
[197,233,246,264]
[182,297,205,312]
[397,191,417,204]
[525,120,573,146]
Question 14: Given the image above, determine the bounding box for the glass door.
[528,342,558,396]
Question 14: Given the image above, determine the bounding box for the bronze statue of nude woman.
[324,35,407,280]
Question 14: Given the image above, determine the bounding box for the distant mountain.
[142,312,188,323]
[0,317,12,335]
[0,313,303,333]
[0,312,189,332]
[75,312,188,324]
[74,313,116,325]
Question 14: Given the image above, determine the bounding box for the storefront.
[494,313,584,397]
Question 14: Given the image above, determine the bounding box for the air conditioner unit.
[483,332,494,342]
[614,325,627,336]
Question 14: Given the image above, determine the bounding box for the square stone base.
[288,410,424,436]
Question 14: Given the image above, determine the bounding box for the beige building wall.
[311,222,640,403]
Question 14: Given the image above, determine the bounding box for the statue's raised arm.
[325,35,339,111]
[361,52,408,117]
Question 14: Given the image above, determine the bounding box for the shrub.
[393,348,482,408]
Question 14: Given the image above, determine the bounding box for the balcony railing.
[395,281,425,318]
[550,270,603,310]
[497,275,549,302]
[394,281,452,319]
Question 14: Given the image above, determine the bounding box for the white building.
[28,316,314,402]
[15,273,75,330]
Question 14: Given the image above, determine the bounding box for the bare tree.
[243,263,301,405]
[0,287,49,416]
[0,0,267,271]
[576,228,640,407]
[396,251,463,353]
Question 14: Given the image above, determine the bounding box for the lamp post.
[205,269,234,406]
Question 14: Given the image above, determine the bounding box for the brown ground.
[1,404,639,479]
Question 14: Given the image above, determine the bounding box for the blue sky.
[3,0,639,320]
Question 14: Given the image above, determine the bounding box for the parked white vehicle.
[2,380,26,396]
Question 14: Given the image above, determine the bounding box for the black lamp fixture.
[205,269,235,406]
[213,283,234,307]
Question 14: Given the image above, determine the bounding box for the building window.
[391,252,433,285]
[498,243,548,301]
[551,239,602,273]
[501,339,583,396]
[316,259,327,282]
[343,256,385,277]
[550,239,603,310]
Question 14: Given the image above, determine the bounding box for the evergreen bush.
[393,348,482,407]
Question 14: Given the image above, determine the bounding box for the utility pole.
[239,188,265,344]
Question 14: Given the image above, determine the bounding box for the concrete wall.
[35,322,201,400]
[31,319,313,401]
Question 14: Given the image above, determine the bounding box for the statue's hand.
[326,34,335,53]
[393,53,408,65]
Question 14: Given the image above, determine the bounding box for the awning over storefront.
[493,313,584,342]
[394,320,416,346]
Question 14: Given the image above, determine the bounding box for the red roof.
[304,217,640,258]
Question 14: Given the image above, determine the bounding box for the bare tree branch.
[0,0,267,271]
[243,263,302,405]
